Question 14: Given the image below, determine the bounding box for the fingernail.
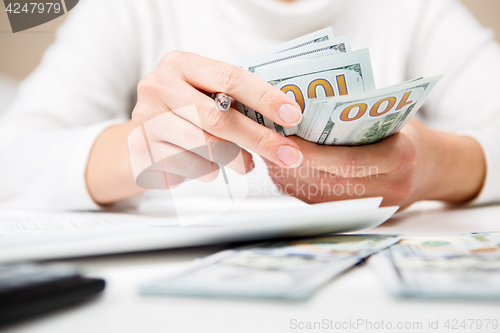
[277,145,303,168]
[246,161,255,173]
[279,104,303,126]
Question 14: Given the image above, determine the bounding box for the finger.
[269,165,408,206]
[286,136,406,176]
[163,51,303,127]
[264,160,379,186]
[136,169,186,189]
[265,162,336,186]
[143,109,253,175]
[269,171,372,204]
[162,82,304,168]
[147,140,220,183]
[161,173,185,188]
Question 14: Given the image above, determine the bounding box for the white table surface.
[4,202,500,333]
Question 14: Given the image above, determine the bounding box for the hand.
[87,51,304,204]
[265,119,486,209]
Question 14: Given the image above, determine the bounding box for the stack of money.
[237,27,441,146]
[140,234,401,300]
[368,232,500,299]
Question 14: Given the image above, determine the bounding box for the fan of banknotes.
[140,232,500,300]
[140,234,402,300]
[369,232,500,299]
[237,27,441,146]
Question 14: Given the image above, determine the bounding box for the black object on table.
[0,262,105,327]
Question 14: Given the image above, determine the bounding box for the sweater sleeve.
[407,0,500,205]
[0,0,140,210]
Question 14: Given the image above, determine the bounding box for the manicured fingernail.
[246,161,255,173]
[277,145,303,168]
[279,104,303,126]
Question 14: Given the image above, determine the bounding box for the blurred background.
[0,0,499,91]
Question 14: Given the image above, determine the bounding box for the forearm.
[424,128,486,203]
[86,121,146,205]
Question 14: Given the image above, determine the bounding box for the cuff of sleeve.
[61,119,124,211]
[461,130,500,206]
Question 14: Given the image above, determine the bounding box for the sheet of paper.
[0,197,397,262]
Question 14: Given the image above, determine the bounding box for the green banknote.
[235,27,440,147]
[369,232,500,299]
[298,76,441,145]
[140,234,400,300]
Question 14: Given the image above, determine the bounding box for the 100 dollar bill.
[298,76,441,146]
[369,232,500,299]
[240,49,375,136]
[140,234,401,300]
[238,27,335,68]
[240,35,351,73]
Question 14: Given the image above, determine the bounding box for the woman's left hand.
[265,119,486,209]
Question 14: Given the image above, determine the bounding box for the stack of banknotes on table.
[368,232,500,299]
[237,27,441,146]
[140,234,401,300]
[140,232,500,300]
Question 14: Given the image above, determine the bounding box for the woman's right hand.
[87,51,304,204]
[128,51,304,189]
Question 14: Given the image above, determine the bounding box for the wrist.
[86,121,146,205]
[423,128,486,203]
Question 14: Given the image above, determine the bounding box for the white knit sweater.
[1,0,500,210]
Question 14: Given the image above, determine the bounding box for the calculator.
[0,262,105,327]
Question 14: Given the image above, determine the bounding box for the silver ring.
[214,92,231,111]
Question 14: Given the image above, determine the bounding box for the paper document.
[0,197,397,262]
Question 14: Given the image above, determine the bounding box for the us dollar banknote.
[236,28,358,137]
[298,76,441,145]
[239,49,375,136]
[368,232,500,299]
[140,234,401,300]
[240,35,351,73]
[239,26,336,69]
[235,27,441,147]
